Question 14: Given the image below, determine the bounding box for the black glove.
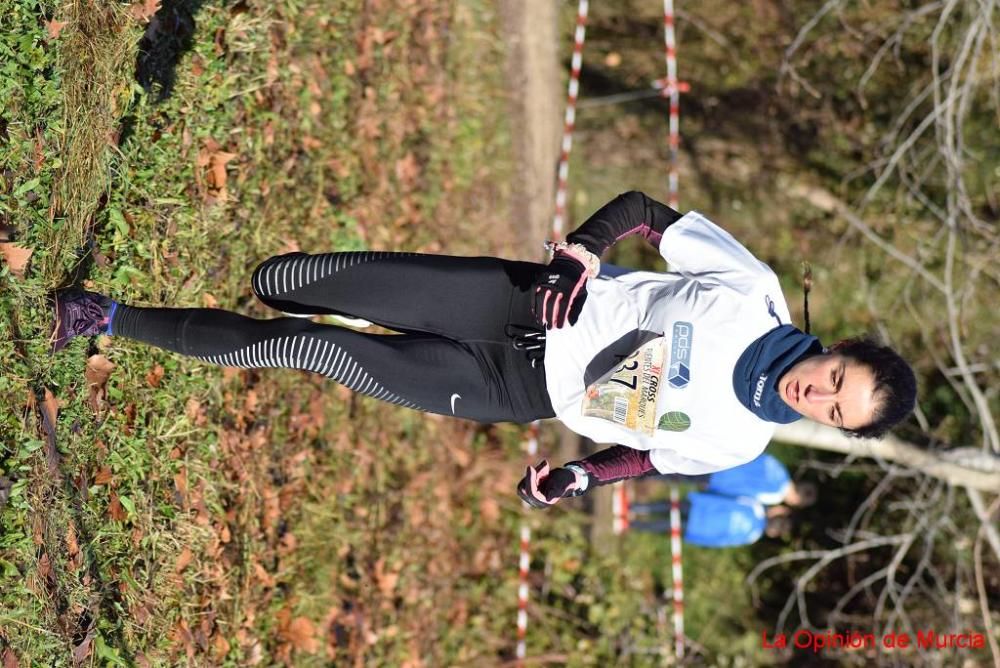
[517,460,589,509]
[531,251,589,330]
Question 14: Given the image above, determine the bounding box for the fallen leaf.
[93,467,113,485]
[201,292,218,308]
[131,601,152,624]
[0,242,32,278]
[209,152,237,190]
[265,53,279,85]
[71,623,96,666]
[173,467,188,499]
[172,619,195,659]
[394,153,420,188]
[128,0,161,22]
[252,559,276,588]
[66,522,81,563]
[374,558,400,596]
[244,389,258,414]
[38,552,52,580]
[185,397,206,425]
[33,132,45,172]
[479,496,500,524]
[145,364,164,388]
[2,647,19,668]
[108,492,126,522]
[213,633,231,659]
[85,354,115,412]
[175,547,193,573]
[40,389,60,474]
[283,617,319,654]
[45,19,67,39]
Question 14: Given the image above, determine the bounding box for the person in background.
[643,452,818,507]
[628,491,793,547]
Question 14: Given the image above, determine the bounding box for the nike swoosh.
[450,393,461,414]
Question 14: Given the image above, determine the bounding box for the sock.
[104,301,119,336]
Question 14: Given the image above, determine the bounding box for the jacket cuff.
[571,445,656,486]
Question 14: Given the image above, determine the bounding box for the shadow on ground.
[134,0,207,102]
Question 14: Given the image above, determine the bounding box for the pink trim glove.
[531,245,598,329]
[517,460,590,509]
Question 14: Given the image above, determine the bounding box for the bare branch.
[966,488,1000,567]
[772,535,910,634]
[944,225,1000,452]
[788,183,948,293]
[773,422,1000,491]
[973,495,1000,666]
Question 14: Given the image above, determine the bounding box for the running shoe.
[51,289,115,352]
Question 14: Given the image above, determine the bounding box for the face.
[778,352,879,430]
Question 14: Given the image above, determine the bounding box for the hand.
[532,251,589,329]
[517,460,587,509]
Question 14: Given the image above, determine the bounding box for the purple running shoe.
[51,289,115,352]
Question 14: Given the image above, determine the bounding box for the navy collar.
[732,325,823,423]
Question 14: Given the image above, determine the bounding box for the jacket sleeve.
[566,191,683,257]
[570,445,656,486]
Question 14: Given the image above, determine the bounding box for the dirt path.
[500,0,561,259]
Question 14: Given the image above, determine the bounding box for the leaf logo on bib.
[658,411,691,432]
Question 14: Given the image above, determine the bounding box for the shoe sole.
[281,312,372,328]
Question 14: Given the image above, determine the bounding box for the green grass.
[0,0,543,664]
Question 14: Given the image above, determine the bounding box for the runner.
[51,191,916,505]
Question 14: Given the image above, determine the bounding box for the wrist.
[563,463,591,494]
[546,241,600,279]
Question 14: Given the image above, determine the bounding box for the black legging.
[110,252,555,423]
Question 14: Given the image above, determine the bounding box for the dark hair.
[833,337,917,439]
[787,480,818,508]
[764,514,794,538]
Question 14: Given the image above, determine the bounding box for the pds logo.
[668,321,693,389]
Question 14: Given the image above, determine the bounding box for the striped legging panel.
[251,251,420,301]
[193,333,422,410]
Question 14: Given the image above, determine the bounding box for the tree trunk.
[773,422,1000,491]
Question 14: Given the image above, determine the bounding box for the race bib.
[582,337,665,435]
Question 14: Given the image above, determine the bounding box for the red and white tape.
[515,523,532,661]
[612,482,630,535]
[663,1,686,657]
[552,0,590,237]
[662,0,680,209]
[516,422,539,665]
[669,485,685,658]
[519,1,590,663]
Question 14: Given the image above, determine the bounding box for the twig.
[973,495,1000,667]
[965,488,1000,566]
[944,224,1000,452]
[857,2,946,95]
[779,0,846,97]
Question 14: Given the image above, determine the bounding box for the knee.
[251,252,304,299]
